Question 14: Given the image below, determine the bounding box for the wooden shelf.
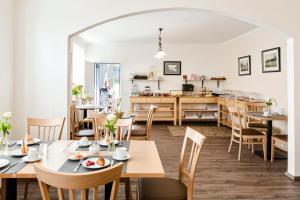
[182,118,217,121]
[183,77,226,88]
[135,109,174,112]
[130,79,163,90]
[182,109,217,112]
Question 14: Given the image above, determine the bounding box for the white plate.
[76,141,92,147]
[68,152,88,160]
[82,158,110,169]
[0,159,9,168]
[98,140,119,146]
[9,148,33,157]
[112,153,131,161]
[17,138,41,146]
[22,155,43,163]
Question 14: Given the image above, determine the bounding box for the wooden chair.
[70,104,95,140]
[91,112,107,140]
[137,127,206,200]
[34,163,123,200]
[227,105,267,161]
[24,117,65,200]
[246,102,267,130]
[271,135,288,162]
[115,118,133,141]
[27,117,65,140]
[131,105,157,140]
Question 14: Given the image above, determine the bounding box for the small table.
[76,104,103,128]
[246,112,288,160]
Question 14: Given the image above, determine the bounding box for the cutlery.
[73,158,84,172]
[0,160,25,173]
[8,141,16,147]
[111,159,115,167]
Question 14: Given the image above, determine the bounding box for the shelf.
[135,117,174,121]
[134,109,174,112]
[183,77,226,88]
[130,79,163,90]
[182,118,217,121]
[182,109,218,112]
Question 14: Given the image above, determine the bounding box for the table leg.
[105,182,113,200]
[266,120,272,160]
[1,178,17,200]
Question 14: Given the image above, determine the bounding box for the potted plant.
[72,84,83,103]
[0,112,12,155]
[105,114,117,151]
[266,98,277,115]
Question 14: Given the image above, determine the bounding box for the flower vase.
[0,132,9,155]
[108,131,115,151]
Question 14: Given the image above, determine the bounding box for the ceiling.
[79,10,257,44]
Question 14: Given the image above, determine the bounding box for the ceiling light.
[154,28,166,59]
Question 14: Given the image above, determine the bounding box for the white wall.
[0,0,13,117]
[9,0,300,176]
[222,28,288,132]
[84,42,224,111]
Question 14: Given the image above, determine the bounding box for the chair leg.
[271,139,275,162]
[251,140,255,153]
[124,178,132,200]
[238,139,242,161]
[228,135,233,153]
[24,181,29,200]
[263,138,267,161]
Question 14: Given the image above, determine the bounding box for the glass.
[0,133,8,156]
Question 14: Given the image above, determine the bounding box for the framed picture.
[238,55,251,76]
[262,47,281,73]
[164,61,181,75]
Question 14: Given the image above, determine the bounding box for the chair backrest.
[145,105,157,140]
[179,127,206,200]
[27,117,65,141]
[91,112,107,140]
[34,163,123,200]
[115,118,133,141]
[70,104,79,137]
[246,102,266,112]
[227,105,243,133]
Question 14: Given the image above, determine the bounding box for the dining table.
[0,140,165,200]
[246,112,288,160]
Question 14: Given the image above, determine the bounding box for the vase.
[108,131,115,151]
[0,132,9,155]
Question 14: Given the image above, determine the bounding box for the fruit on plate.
[86,160,95,166]
[96,156,105,166]
[74,152,83,159]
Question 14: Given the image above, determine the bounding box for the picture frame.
[238,55,251,76]
[163,61,181,75]
[262,47,281,73]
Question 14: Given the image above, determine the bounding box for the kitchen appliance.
[182,84,194,92]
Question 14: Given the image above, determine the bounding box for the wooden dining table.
[246,112,288,160]
[0,140,165,200]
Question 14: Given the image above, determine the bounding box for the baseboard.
[285,171,300,181]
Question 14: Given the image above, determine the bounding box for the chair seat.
[138,178,187,200]
[131,127,147,136]
[248,122,267,128]
[273,134,288,142]
[242,128,265,136]
[76,129,95,137]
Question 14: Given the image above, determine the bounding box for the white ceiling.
[79,10,257,44]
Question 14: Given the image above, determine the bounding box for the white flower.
[3,112,12,119]
[106,114,116,121]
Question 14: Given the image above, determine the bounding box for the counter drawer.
[131,97,147,103]
[161,97,176,103]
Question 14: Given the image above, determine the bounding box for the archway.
[67,7,294,178]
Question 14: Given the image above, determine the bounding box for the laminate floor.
[15,124,300,199]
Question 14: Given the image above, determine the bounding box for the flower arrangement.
[0,112,12,136]
[266,98,277,113]
[105,114,117,133]
[72,84,83,97]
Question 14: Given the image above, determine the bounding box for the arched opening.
[67,8,295,181]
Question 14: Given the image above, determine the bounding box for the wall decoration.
[164,61,181,75]
[238,55,251,76]
[262,47,281,73]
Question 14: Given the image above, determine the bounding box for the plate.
[76,141,92,147]
[17,138,41,146]
[9,148,33,157]
[0,159,9,168]
[112,152,131,161]
[68,151,88,160]
[22,154,43,163]
[98,140,119,146]
[82,157,110,169]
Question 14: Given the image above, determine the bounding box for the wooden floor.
[16,124,300,199]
